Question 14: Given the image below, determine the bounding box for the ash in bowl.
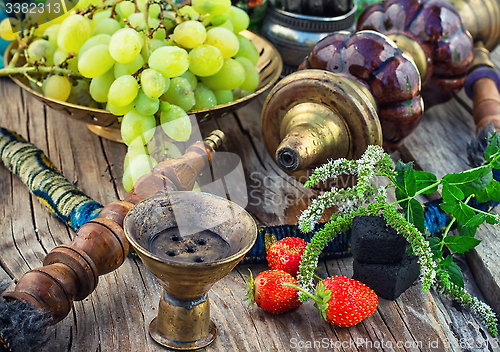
[149,227,231,264]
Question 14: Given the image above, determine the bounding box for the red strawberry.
[315,276,378,327]
[266,237,308,278]
[244,269,303,314]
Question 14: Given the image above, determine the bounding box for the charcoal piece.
[351,216,408,264]
[352,253,420,300]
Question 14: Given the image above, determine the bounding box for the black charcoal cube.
[352,254,420,300]
[351,216,408,264]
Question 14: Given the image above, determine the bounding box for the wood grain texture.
[0,55,499,352]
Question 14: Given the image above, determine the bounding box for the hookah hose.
[1,127,497,266]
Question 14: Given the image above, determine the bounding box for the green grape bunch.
[3,0,261,191]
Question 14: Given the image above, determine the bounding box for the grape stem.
[0,66,82,78]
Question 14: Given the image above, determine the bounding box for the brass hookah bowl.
[261,0,500,183]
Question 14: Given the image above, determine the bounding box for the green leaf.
[443,235,481,254]
[427,237,443,260]
[395,187,408,204]
[451,201,477,224]
[395,160,416,198]
[441,182,464,204]
[457,223,478,237]
[440,254,452,266]
[439,256,464,288]
[439,202,455,214]
[414,170,439,194]
[465,213,486,227]
[409,199,425,233]
[442,165,493,197]
[400,198,425,233]
[476,180,500,203]
[486,212,499,225]
[485,133,500,169]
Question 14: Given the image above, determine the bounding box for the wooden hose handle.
[471,76,500,132]
[3,132,224,323]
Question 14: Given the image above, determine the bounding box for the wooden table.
[1,50,500,351]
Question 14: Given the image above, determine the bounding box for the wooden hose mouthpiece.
[3,131,225,324]
[464,44,500,134]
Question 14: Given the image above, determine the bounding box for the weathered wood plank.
[0,67,499,352]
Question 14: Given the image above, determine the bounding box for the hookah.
[260,0,500,181]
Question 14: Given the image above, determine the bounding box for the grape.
[193,83,217,110]
[127,13,162,36]
[235,56,259,92]
[141,68,168,100]
[90,69,115,103]
[173,21,207,49]
[213,89,233,104]
[109,28,142,63]
[201,59,245,91]
[204,27,239,59]
[160,105,192,142]
[67,79,97,107]
[53,49,79,72]
[207,19,234,32]
[162,77,196,112]
[93,18,122,36]
[180,71,198,90]
[92,9,113,22]
[0,18,16,41]
[114,54,144,78]
[178,6,201,21]
[149,46,189,78]
[120,108,156,145]
[78,34,111,60]
[235,34,259,65]
[142,39,168,59]
[192,0,231,16]
[27,40,56,66]
[225,6,250,34]
[43,75,71,102]
[149,3,162,19]
[78,44,115,78]
[188,44,223,77]
[108,75,139,107]
[122,154,158,192]
[43,24,61,48]
[206,14,228,27]
[115,1,136,19]
[107,100,135,116]
[58,15,92,54]
[161,141,183,160]
[126,138,150,166]
[135,89,160,116]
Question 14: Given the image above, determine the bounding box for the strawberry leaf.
[314,282,331,321]
[243,270,255,307]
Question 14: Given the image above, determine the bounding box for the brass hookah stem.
[3,130,225,324]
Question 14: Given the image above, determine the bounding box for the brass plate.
[4,30,283,142]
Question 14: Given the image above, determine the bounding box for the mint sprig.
[297,133,500,337]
